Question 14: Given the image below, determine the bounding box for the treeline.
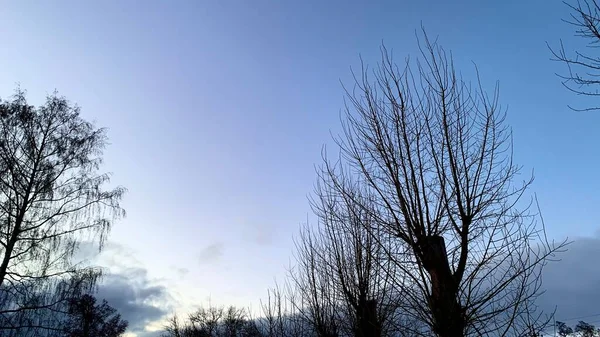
[556,321,600,337]
[159,302,599,337]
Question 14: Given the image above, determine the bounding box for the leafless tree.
[162,315,184,337]
[309,183,410,337]
[549,0,600,110]
[288,224,340,337]
[0,88,125,332]
[162,304,263,337]
[222,306,248,337]
[315,29,566,337]
[260,284,299,337]
[188,304,224,336]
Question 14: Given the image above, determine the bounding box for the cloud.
[170,266,190,278]
[199,242,224,264]
[72,242,175,337]
[74,241,144,273]
[96,267,173,336]
[537,235,600,326]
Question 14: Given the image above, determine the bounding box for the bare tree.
[222,306,247,337]
[260,284,293,337]
[0,88,125,332]
[316,29,566,337]
[162,304,262,337]
[549,0,600,110]
[309,184,409,337]
[188,304,224,336]
[288,224,340,337]
[162,315,184,337]
[260,282,312,337]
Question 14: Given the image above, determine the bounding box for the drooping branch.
[0,88,125,333]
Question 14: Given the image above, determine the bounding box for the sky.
[1,0,600,336]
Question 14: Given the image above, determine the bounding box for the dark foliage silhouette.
[161,304,261,337]
[62,293,128,337]
[556,320,600,337]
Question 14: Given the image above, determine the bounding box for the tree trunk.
[356,299,380,337]
[418,235,465,337]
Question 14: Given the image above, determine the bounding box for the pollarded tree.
[316,29,566,337]
[0,88,125,331]
[308,184,415,337]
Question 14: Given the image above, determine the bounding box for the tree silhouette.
[555,320,600,337]
[0,88,125,333]
[62,293,128,337]
[576,321,598,337]
[162,304,261,337]
[557,321,574,337]
[313,28,565,337]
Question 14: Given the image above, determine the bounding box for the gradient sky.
[1,0,600,335]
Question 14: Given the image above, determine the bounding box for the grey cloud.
[70,242,175,336]
[199,242,224,264]
[73,241,144,271]
[96,267,173,335]
[537,235,600,325]
[170,266,190,278]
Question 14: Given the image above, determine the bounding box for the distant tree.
[259,283,311,337]
[549,0,600,110]
[188,305,224,336]
[162,304,260,337]
[0,88,125,332]
[260,286,288,337]
[222,306,247,337]
[162,315,184,337]
[554,320,600,337]
[576,321,598,337]
[314,29,565,337]
[557,321,574,337]
[62,293,128,337]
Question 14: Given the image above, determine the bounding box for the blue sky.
[1,0,600,335]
